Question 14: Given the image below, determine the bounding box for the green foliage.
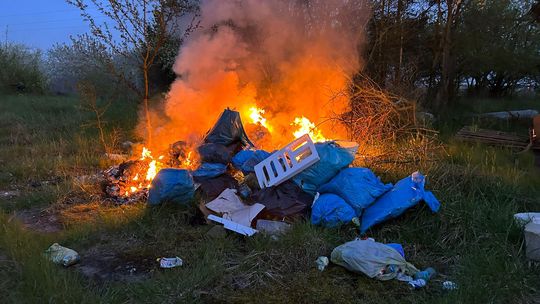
[456,0,540,96]
[0,44,47,94]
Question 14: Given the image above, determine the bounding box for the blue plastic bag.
[318,168,393,216]
[386,243,405,258]
[360,171,440,232]
[232,149,271,174]
[311,193,356,228]
[192,163,227,180]
[293,141,358,195]
[148,169,195,205]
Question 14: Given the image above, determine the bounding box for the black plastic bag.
[252,181,313,218]
[198,142,237,164]
[194,174,239,201]
[204,109,254,147]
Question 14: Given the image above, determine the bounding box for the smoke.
[147,0,371,151]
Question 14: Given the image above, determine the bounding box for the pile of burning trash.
[96,107,450,290]
[102,108,440,235]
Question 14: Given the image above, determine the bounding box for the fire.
[292,116,327,142]
[122,147,165,196]
[248,106,273,132]
[182,151,194,168]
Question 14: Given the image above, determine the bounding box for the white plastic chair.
[254,134,320,188]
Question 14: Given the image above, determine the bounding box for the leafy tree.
[67,0,199,144]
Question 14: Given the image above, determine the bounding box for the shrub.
[0,43,47,94]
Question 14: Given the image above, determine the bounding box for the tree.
[455,0,540,97]
[67,0,199,145]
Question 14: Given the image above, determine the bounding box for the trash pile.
[93,108,451,287]
[139,108,441,237]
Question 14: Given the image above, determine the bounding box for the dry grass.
[333,75,443,171]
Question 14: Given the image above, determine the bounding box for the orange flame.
[123,147,165,196]
[248,106,273,132]
[292,116,327,142]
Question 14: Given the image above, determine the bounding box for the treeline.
[365,0,540,108]
[1,0,539,110]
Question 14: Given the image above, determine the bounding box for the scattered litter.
[192,163,227,179]
[204,109,254,147]
[514,212,540,227]
[385,243,405,258]
[396,273,413,282]
[524,222,540,261]
[256,219,291,235]
[293,140,358,195]
[318,167,392,215]
[442,281,458,290]
[232,149,271,174]
[224,203,265,227]
[158,257,183,268]
[408,279,427,289]
[315,256,329,271]
[206,188,246,214]
[413,267,436,281]
[331,239,418,281]
[45,243,80,267]
[253,181,312,218]
[311,193,356,228]
[208,214,258,236]
[361,171,440,232]
[148,169,195,205]
[255,134,319,188]
[205,188,265,226]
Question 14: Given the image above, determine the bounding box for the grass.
[0,93,539,303]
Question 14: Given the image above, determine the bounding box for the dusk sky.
[0,0,101,50]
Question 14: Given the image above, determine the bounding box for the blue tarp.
[192,163,227,180]
[360,171,440,232]
[293,141,358,195]
[318,168,393,216]
[148,169,195,205]
[232,149,271,174]
[311,193,356,228]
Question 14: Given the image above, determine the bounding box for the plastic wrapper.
[45,243,79,267]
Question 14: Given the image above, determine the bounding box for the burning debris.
[103,147,166,203]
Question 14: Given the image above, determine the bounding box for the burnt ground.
[12,207,64,234]
[73,242,157,283]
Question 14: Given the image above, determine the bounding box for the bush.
[0,44,47,94]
